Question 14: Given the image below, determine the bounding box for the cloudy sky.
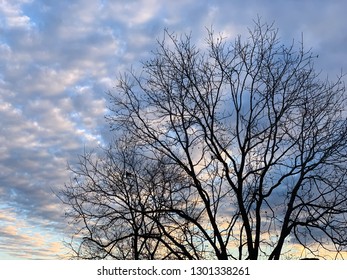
[0,0,347,259]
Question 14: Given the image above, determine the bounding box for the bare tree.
[61,137,209,259]
[63,20,347,259]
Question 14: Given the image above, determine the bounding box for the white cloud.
[0,0,33,29]
[0,207,68,259]
[105,0,162,27]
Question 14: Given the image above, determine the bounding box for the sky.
[1,0,347,259]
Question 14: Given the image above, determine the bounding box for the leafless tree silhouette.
[61,20,347,259]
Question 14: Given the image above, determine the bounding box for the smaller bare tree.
[61,137,210,259]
